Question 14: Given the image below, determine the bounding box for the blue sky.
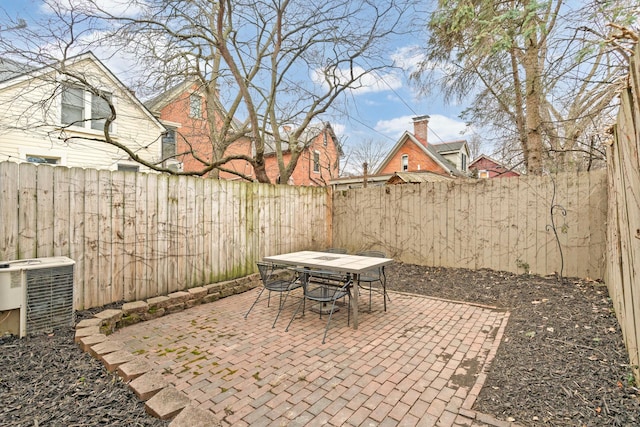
[1,1,475,158]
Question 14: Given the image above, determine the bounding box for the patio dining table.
[263,250,393,329]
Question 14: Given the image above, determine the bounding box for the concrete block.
[117,358,154,382]
[102,349,135,372]
[143,307,165,320]
[165,303,185,314]
[168,291,190,304]
[147,296,170,309]
[187,287,207,299]
[74,326,100,343]
[75,318,102,329]
[78,334,107,352]
[122,300,149,314]
[145,386,190,420]
[129,371,169,401]
[89,340,124,358]
[94,309,123,323]
[169,405,222,427]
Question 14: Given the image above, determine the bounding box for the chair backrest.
[256,261,273,283]
[356,250,386,258]
[324,247,347,254]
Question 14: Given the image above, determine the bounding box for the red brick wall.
[378,139,447,175]
[219,127,340,186]
[157,84,339,185]
[158,86,216,174]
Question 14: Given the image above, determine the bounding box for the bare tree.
[0,0,415,183]
[342,138,390,176]
[412,0,637,175]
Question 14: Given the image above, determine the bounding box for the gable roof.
[375,131,463,176]
[468,154,520,175]
[0,52,165,131]
[0,57,34,83]
[386,171,454,185]
[432,140,467,155]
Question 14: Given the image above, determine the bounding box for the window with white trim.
[479,170,490,179]
[313,150,320,173]
[61,84,113,132]
[461,153,467,171]
[26,155,60,165]
[162,129,177,160]
[401,154,408,171]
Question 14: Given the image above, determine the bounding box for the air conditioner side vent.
[25,264,75,335]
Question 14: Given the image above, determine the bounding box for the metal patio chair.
[285,271,352,344]
[244,261,302,328]
[355,250,390,312]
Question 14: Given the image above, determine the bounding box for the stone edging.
[73,274,260,426]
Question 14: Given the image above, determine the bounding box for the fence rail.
[0,162,329,309]
[605,41,640,381]
[332,170,608,280]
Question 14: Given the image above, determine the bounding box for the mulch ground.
[1,262,638,426]
[385,263,640,426]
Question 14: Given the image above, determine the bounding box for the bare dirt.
[1,262,638,426]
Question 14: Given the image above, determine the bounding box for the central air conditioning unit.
[0,257,75,338]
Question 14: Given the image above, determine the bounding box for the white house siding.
[0,57,164,171]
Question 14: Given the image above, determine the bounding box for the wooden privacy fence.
[605,41,640,381]
[0,161,329,310]
[332,170,608,280]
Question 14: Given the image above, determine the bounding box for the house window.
[189,93,202,119]
[61,84,114,132]
[162,129,176,160]
[90,92,112,131]
[26,155,60,165]
[61,85,85,126]
[117,164,139,172]
[401,154,408,171]
[313,151,320,173]
[479,170,490,179]
[461,153,467,171]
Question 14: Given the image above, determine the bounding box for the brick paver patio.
[111,289,510,426]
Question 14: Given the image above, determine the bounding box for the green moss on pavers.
[118,313,142,328]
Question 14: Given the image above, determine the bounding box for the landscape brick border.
[73,274,260,426]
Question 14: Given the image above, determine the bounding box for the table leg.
[352,273,359,329]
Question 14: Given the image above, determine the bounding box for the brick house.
[468,154,520,178]
[375,115,469,176]
[146,80,342,185]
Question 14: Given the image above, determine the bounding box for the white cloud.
[312,66,403,95]
[390,45,425,74]
[41,0,148,17]
[375,114,469,143]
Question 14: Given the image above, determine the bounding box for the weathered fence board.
[0,162,329,309]
[332,171,607,280]
[605,41,640,382]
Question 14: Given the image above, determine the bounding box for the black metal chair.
[285,271,351,344]
[355,250,390,312]
[324,247,347,254]
[244,261,302,328]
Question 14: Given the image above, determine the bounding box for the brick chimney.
[412,115,430,146]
